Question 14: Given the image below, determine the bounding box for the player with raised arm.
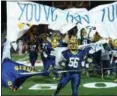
[53,36,90,96]
[42,37,59,79]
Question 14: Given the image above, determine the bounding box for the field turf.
[2,54,117,96]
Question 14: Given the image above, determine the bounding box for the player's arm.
[59,51,67,68]
[43,51,48,58]
[36,42,39,52]
[38,44,42,53]
[81,47,91,58]
[50,49,56,56]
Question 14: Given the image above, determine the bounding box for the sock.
[54,85,62,95]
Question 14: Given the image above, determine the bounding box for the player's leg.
[71,73,81,96]
[52,60,59,79]
[29,52,37,71]
[106,60,111,76]
[41,53,46,69]
[93,51,102,74]
[42,58,51,76]
[114,61,117,82]
[112,60,117,75]
[53,73,70,96]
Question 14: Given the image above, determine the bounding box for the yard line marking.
[16,61,43,67]
[18,56,29,61]
[83,82,117,88]
[29,84,57,90]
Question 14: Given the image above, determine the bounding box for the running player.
[53,36,90,96]
[27,35,38,71]
[42,37,59,79]
[111,39,117,82]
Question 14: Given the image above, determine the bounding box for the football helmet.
[112,39,117,48]
[91,32,101,42]
[68,36,78,50]
[54,33,61,40]
[51,38,59,48]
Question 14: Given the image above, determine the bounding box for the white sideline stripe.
[16,61,43,67]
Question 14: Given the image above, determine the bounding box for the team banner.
[7,2,90,41]
[7,2,117,42]
[89,2,117,39]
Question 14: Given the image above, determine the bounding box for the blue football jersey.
[62,48,89,70]
[28,41,38,53]
[58,39,67,47]
[113,48,117,60]
[42,42,55,58]
[41,41,51,50]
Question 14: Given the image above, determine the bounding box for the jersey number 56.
[68,58,79,68]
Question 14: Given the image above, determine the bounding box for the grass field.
[2,54,117,96]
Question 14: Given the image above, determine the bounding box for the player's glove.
[59,60,66,68]
[87,58,93,63]
[43,52,47,58]
[50,51,56,56]
[115,60,117,63]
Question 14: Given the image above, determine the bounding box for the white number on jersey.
[68,57,79,68]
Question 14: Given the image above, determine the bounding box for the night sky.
[1,1,115,23]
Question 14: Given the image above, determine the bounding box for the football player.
[80,28,90,45]
[39,33,50,64]
[79,28,91,76]
[27,35,38,71]
[52,32,67,47]
[42,37,59,79]
[53,36,90,96]
[111,39,117,81]
[90,32,102,74]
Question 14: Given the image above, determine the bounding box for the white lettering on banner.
[18,2,58,22]
[83,82,117,88]
[101,3,117,22]
[29,84,57,90]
